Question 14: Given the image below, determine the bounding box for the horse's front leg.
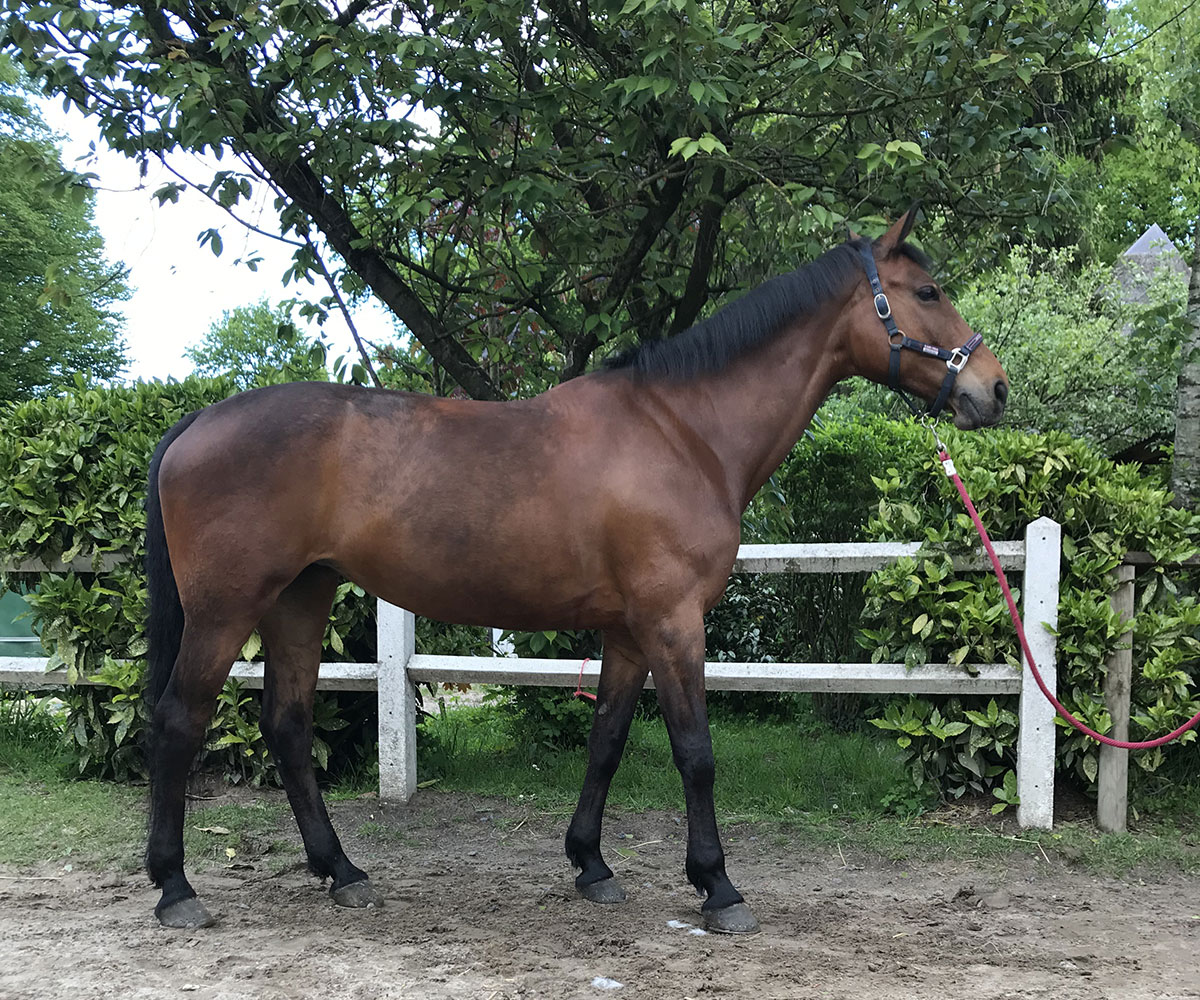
[565,632,648,903]
[638,613,760,934]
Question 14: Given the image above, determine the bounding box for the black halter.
[856,241,983,419]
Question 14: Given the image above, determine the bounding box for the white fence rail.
[0,516,1061,828]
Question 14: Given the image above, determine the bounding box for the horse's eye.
[917,285,940,302]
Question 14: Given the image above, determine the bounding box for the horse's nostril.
[994,380,1009,405]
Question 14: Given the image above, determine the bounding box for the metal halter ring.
[946,348,970,373]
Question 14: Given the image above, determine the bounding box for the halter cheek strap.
[855,242,984,419]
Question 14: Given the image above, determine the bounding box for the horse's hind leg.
[147,616,259,928]
[258,565,381,908]
[565,632,648,903]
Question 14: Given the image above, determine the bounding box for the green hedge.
[0,377,238,672]
[3,381,1199,806]
[780,415,1200,804]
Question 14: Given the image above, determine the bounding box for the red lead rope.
[938,448,1200,750]
[573,657,597,702]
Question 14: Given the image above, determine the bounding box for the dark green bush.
[0,377,239,681]
[484,628,602,749]
[826,415,1200,801]
[4,379,1198,807]
[0,378,480,782]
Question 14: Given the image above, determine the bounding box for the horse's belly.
[335,537,624,632]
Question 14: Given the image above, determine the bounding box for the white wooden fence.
[0,516,1062,828]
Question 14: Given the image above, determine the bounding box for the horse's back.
[155,379,738,629]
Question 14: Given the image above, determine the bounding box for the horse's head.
[844,208,1008,429]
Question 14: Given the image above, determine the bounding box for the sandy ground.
[0,789,1197,1000]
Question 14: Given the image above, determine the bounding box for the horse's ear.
[846,225,862,241]
[877,201,922,252]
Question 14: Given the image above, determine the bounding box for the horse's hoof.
[331,879,383,908]
[578,877,627,904]
[157,896,215,929]
[703,902,760,935]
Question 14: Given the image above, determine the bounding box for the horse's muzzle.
[951,378,1007,429]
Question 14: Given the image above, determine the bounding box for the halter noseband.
[855,241,983,419]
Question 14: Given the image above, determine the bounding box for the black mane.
[604,238,930,379]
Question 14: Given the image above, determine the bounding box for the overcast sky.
[40,101,395,383]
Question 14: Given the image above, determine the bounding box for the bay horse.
[144,208,1007,932]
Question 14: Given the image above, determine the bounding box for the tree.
[1087,1,1200,503]
[186,299,328,388]
[954,246,1186,456]
[1060,2,1200,264]
[0,54,127,403]
[2,1,1124,399]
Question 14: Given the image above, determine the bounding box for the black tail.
[145,411,201,709]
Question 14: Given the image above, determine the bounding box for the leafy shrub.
[711,414,931,724]
[0,378,478,782]
[702,413,1200,804]
[63,656,151,781]
[836,416,1200,798]
[485,686,596,750]
[57,653,378,784]
[0,377,238,681]
[485,628,601,749]
[870,696,1017,800]
[6,379,1200,806]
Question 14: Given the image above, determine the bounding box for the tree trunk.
[1171,218,1200,507]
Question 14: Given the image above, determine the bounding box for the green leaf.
[696,133,728,155]
[240,632,261,661]
[311,44,336,71]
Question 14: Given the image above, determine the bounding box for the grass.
[2,692,1197,878]
[0,694,290,871]
[418,703,906,821]
[0,695,144,867]
[418,701,1200,876]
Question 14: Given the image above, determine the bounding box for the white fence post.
[376,599,416,802]
[1017,516,1061,829]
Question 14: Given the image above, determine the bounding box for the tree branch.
[669,169,735,336]
[261,152,500,399]
[562,170,688,378]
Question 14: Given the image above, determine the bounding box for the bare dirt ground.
[1,789,1197,1000]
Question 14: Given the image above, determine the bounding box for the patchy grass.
[417,703,906,821]
[0,768,145,868]
[418,702,1200,877]
[0,693,142,868]
[0,693,291,871]
[2,693,1197,879]
[182,800,293,869]
[757,810,1200,877]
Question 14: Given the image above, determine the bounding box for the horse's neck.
[660,300,851,512]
